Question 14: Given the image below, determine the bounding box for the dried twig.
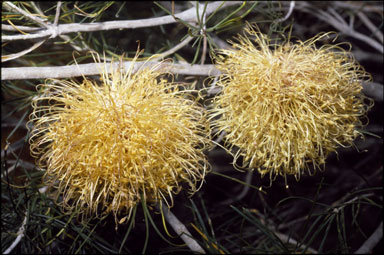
[354,221,383,254]
[2,1,242,42]
[3,63,380,102]
[295,2,383,53]
[160,205,205,254]
[210,34,231,50]
[1,159,35,179]
[251,209,318,254]
[273,232,318,254]
[2,1,75,61]
[332,1,384,13]
[26,1,91,52]
[200,11,208,65]
[352,48,383,62]
[275,1,295,22]
[207,75,221,96]
[1,62,220,80]
[356,11,383,43]
[3,213,28,254]
[3,184,49,254]
[2,39,47,62]
[1,24,42,32]
[152,36,195,61]
[3,1,50,29]
[53,2,62,26]
[362,82,383,102]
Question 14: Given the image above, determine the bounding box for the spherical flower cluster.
[28,55,211,222]
[210,24,372,182]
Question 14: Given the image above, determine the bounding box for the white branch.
[2,39,47,62]
[2,27,52,41]
[152,36,195,61]
[297,4,384,53]
[3,213,28,254]
[3,181,48,255]
[3,63,380,101]
[207,75,221,96]
[250,209,318,254]
[53,2,62,26]
[1,160,35,179]
[274,232,318,254]
[356,11,383,43]
[354,221,383,254]
[362,82,383,102]
[1,24,42,32]
[275,1,295,22]
[161,205,205,254]
[3,1,50,29]
[1,61,220,80]
[3,184,49,254]
[210,34,231,50]
[332,1,383,13]
[2,1,242,42]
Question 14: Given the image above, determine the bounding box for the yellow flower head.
[28,52,211,223]
[210,24,373,182]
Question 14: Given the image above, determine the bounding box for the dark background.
[2,1,382,253]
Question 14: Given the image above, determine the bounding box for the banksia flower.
[210,24,372,182]
[28,53,211,223]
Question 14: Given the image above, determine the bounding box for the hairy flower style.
[28,53,211,223]
[210,25,373,182]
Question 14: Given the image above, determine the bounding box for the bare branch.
[356,11,383,43]
[53,2,62,26]
[160,204,206,254]
[2,1,242,42]
[1,39,47,63]
[354,222,383,254]
[296,3,384,53]
[352,48,384,62]
[363,82,384,102]
[2,28,53,41]
[200,10,208,65]
[1,160,35,179]
[207,75,221,96]
[3,182,49,254]
[25,2,91,52]
[328,7,347,26]
[3,213,28,254]
[3,1,50,29]
[332,1,384,13]
[1,24,42,32]
[210,34,231,50]
[152,36,195,61]
[275,1,295,22]
[1,62,220,80]
[322,9,382,53]
[2,63,380,102]
[250,209,318,254]
[274,232,318,254]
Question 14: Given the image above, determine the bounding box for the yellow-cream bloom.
[210,24,373,182]
[28,53,211,223]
